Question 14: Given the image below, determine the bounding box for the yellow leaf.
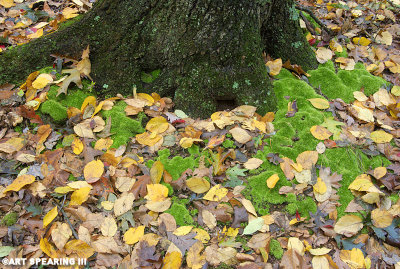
[296,151,318,170]
[0,0,15,8]
[0,137,25,154]
[146,116,169,133]
[203,184,228,202]
[226,227,239,237]
[83,159,104,183]
[145,184,169,202]
[371,208,393,228]
[288,237,305,256]
[186,241,206,269]
[64,239,95,259]
[92,101,104,118]
[310,125,333,140]
[352,37,371,46]
[179,137,202,149]
[146,199,171,212]
[348,174,373,192]
[137,93,155,106]
[27,28,43,39]
[391,85,400,96]
[352,104,374,122]
[72,137,83,155]
[313,177,327,194]
[70,187,91,206]
[136,131,162,146]
[266,174,279,189]
[370,130,393,144]
[94,138,113,151]
[124,226,145,245]
[100,216,118,237]
[186,177,211,194]
[68,180,92,189]
[150,161,164,184]
[115,177,135,192]
[173,226,193,236]
[353,91,368,102]
[43,206,58,228]
[334,215,363,237]
[54,186,74,194]
[266,58,282,76]
[62,7,79,19]
[162,251,182,269]
[340,248,365,269]
[312,256,329,269]
[3,174,35,193]
[193,228,210,243]
[51,222,72,250]
[309,247,331,256]
[101,201,114,210]
[32,74,53,89]
[81,96,96,112]
[40,238,58,259]
[373,167,387,179]
[308,98,330,109]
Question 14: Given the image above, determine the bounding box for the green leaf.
[320,117,345,140]
[0,246,14,258]
[243,217,264,235]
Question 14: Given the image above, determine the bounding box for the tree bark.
[0,0,317,118]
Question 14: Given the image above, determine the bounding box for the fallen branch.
[295,5,334,36]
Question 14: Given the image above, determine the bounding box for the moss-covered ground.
[243,61,390,218]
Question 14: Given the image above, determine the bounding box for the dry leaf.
[100,216,118,237]
[186,177,211,194]
[310,125,332,140]
[84,159,104,183]
[243,158,263,169]
[308,98,330,109]
[334,215,363,237]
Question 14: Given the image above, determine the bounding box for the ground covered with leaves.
[0,0,400,268]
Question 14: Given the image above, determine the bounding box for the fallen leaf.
[243,158,263,170]
[43,206,58,228]
[84,159,104,183]
[114,192,135,216]
[308,98,330,109]
[243,217,264,235]
[203,184,228,202]
[288,237,305,256]
[163,251,182,268]
[3,174,35,193]
[202,210,217,229]
[186,177,210,194]
[266,174,279,189]
[70,187,91,206]
[51,222,72,250]
[334,215,363,237]
[187,241,206,269]
[310,125,333,140]
[370,130,393,144]
[124,226,145,245]
[150,161,164,184]
[229,127,252,144]
[100,216,118,237]
[266,58,283,76]
[371,208,393,228]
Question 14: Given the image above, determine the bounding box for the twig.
[299,11,316,36]
[295,5,333,36]
[54,200,79,240]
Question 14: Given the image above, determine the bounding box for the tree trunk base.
[0,0,316,118]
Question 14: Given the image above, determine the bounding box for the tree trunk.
[0,0,317,118]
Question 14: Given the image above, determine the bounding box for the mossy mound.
[101,101,145,148]
[2,212,18,226]
[37,67,145,148]
[147,149,198,181]
[309,61,388,103]
[244,63,391,218]
[165,201,194,226]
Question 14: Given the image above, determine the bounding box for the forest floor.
[0,0,399,268]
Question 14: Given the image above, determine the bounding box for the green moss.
[101,101,144,148]
[2,212,18,226]
[40,100,68,122]
[390,194,399,204]
[148,149,197,181]
[309,61,388,102]
[286,196,317,217]
[236,236,251,252]
[222,139,235,149]
[165,203,194,226]
[270,239,283,259]
[245,64,391,219]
